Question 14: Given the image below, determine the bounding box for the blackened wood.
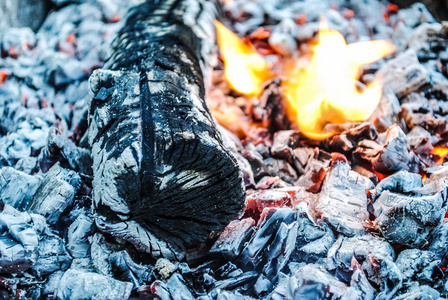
[0,0,50,31]
[88,0,245,260]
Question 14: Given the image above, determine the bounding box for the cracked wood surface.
[88,0,245,260]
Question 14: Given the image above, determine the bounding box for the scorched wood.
[87,0,245,260]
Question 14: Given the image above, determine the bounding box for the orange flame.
[282,22,395,139]
[215,21,273,96]
[431,147,448,164]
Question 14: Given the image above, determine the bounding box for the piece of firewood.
[88,0,245,260]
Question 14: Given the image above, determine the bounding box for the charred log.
[88,0,245,260]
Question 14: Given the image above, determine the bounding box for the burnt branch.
[88,0,245,260]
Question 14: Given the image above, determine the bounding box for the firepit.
[1,0,448,299]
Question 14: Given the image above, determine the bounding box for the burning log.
[87,0,245,260]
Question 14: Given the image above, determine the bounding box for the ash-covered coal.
[2,0,448,299]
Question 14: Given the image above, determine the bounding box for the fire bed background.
[1,0,448,299]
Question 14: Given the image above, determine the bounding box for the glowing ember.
[215,21,273,96]
[282,22,395,139]
[431,147,448,164]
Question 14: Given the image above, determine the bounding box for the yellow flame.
[431,147,448,164]
[215,21,273,96]
[282,22,395,139]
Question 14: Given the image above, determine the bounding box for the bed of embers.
[2,0,448,299]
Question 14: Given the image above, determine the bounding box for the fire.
[282,22,395,139]
[431,147,448,164]
[215,21,273,96]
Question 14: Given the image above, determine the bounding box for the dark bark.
[88,0,245,260]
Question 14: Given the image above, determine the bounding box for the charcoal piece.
[259,218,298,281]
[268,18,297,56]
[330,123,378,153]
[234,152,256,188]
[370,254,403,300]
[368,89,400,132]
[395,3,436,27]
[253,274,273,296]
[372,174,447,247]
[406,126,433,153]
[290,202,335,263]
[370,124,412,174]
[426,164,448,183]
[314,157,374,236]
[430,99,448,116]
[37,128,92,175]
[395,249,440,282]
[210,218,256,260]
[15,157,38,174]
[377,49,430,98]
[369,170,423,202]
[88,0,244,260]
[261,83,291,133]
[209,271,258,298]
[0,1,49,31]
[166,273,195,300]
[67,214,93,258]
[29,162,81,224]
[0,206,39,273]
[295,149,331,192]
[89,233,123,277]
[242,149,271,181]
[271,130,301,163]
[399,102,446,134]
[264,158,298,184]
[329,134,355,152]
[215,262,242,280]
[327,235,395,286]
[428,220,448,263]
[109,251,154,289]
[0,237,35,273]
[55,269,133,300]
[42,270,64,297]
[238,208,297,277]
[245,190,292,216]
[268,272,290,300]
[31,233,71,277]
[256,176,290,190]
[352,166,379,185]
[292,147,314,168]
[0,167,40,210]
[394,285,440,300]
[286,264,347,300]
[342,258,376,300]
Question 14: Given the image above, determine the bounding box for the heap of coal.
[2,0,448,299]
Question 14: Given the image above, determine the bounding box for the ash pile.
[2,0,448,299]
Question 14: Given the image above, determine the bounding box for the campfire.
[1,0,448,299]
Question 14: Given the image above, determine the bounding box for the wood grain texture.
[88,0,245,260]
